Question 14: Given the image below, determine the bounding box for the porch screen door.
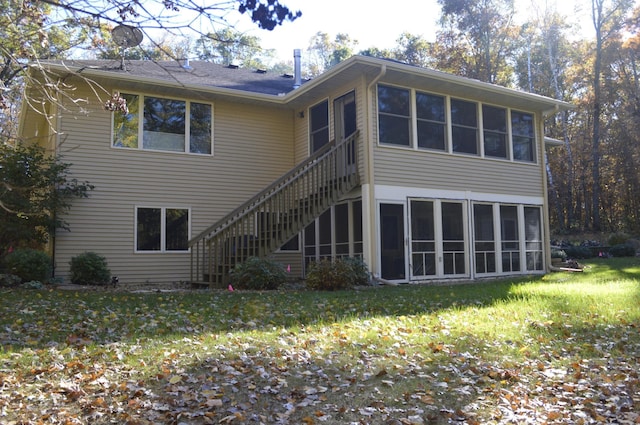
[380,203,406,280]
[442,202,466,275]
[410,200,436,277]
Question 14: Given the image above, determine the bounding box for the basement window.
[135,207,190,252]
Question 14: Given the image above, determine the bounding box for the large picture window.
[113,93,212,155]
[136,207,190,252]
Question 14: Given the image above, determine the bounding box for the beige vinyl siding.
[53,85,295,284]
[373,147,545,197]
[270,251,304,280]
[369,84,545,198]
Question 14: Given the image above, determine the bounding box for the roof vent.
[179,58,192,69]
[256,69,267,74]
[293,49,302,89]
[227,64,239,69]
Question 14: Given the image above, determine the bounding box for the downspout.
[365,64,386,278]
[540,105,559,273]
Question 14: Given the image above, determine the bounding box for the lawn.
[1,258,639,424]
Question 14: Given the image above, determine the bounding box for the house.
[19,53,572,286]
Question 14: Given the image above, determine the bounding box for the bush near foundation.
[3,249,51,283]
[69,252,111,285]
[305,257,370,291]
[229,257,287,290]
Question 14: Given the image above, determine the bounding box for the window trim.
[134,206,191,253]
[111,91,214,156]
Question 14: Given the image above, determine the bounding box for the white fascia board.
[374,184,544,206]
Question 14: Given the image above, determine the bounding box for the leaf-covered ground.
[1,258,640,424]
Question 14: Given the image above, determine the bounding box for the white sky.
[228,0,595,64]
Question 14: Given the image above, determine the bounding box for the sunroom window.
[378,85,411,147]
[511,111,535,162]
[113,93,212,155]
[482,105,507,159]
[416,92,446,151]
[451,98,479,155]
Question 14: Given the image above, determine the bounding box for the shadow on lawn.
[1,257,639,352]
[3,261,640,423]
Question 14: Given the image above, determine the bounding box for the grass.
[1,258,639,424]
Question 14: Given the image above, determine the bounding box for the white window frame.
[134,206,191,253]
[112,92,214,156]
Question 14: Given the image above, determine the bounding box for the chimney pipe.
[293,49,302,89]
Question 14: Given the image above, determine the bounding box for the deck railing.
[189,131,360,287]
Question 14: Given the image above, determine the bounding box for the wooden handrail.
[189,131,357,246]
[189,131,360,286]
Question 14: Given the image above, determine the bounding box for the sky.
[228,0,595,64]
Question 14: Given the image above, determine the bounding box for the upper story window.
[482,105,507,159]
[113,93,212,155]
[376,84,537,163]
[451,98,479,155]
[416,92,446,150]
[377,85,411,147]
[511,111,535,162]
[310,100,329,153]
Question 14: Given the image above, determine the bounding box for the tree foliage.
[0,143,93,254]
[306,31,358,77]
[435,0,519,85]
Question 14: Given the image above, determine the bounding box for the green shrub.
[21,280,44,289]
[608,232,630,246]
[0,273,22,287]
[550,248,567,260]
[608,243,636,258]
[3,249,51,282]
[339,257,370,286]
[69,252,111,285]
[229,257,286,290]
[564,245,593,259]
[305,257,370,291]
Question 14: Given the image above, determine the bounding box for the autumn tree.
[515,9,580,231]
[435,0,519,85]
[392,32,432,67]
[195,28,276,69]
[588,0,634,231]
[0,143,93,254]
[306,32,358,77]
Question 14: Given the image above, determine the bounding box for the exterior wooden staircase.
[189,131,360,287]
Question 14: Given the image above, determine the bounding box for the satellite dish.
[111,25,144,48]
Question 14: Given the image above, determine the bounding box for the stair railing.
[189,131,360,287]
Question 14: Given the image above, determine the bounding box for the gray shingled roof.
[47,59,304,95]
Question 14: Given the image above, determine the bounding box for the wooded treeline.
[355,0,640,236]
[1,0,639,235]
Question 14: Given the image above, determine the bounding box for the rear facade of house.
[19,56,571,286]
